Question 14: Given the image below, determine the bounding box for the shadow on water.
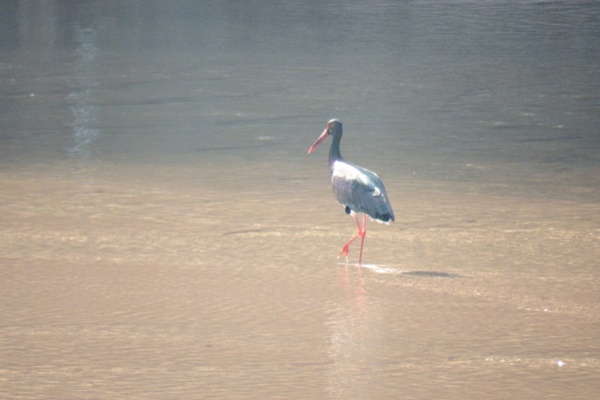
[339,262,464,278]
[401,270,463,278]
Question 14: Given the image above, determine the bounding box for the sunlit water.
[1,1,600,399]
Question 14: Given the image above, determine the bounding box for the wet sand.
[2,162,599,399]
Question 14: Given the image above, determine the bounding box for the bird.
[308,119,394,265]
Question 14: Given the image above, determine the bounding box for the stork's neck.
[328,130,343,171]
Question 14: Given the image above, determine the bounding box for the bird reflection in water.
[327,266,379,399]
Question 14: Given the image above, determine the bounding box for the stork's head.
[308,119,342,154]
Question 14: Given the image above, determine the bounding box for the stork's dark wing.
[330,161,395,223]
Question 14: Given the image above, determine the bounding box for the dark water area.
[2,0,600,199]
[2,1,600,399]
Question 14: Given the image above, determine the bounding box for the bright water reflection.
[68,25,99,160]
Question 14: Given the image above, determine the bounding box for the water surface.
[1,1,600,399]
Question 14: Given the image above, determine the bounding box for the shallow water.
[2,1,600,399]
[2,163,599,399]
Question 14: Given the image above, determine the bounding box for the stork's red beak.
[308,127,329,154]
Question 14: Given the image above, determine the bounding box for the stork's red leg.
[358,214,367,265]
[338,213,367,264]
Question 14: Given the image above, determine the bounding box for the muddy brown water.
[1,161,599,399]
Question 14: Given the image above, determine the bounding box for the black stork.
[308,119,394,265]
